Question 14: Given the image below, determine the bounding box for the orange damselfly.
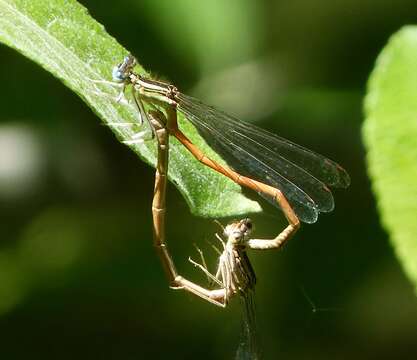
[110,55,350,242]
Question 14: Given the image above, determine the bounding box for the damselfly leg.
[149,109,253,306]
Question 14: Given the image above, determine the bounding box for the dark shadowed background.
[1,0,417,359]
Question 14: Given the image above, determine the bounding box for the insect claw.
[188,256,199,267]
[170,285,185,290]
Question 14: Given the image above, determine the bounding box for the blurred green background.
[1,0,417,359]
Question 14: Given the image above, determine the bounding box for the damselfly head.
[224,218,253,245]
[112,54,137,82]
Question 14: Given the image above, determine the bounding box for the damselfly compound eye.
[112,65,125,82]
[112,55,137,82]
[244,218,253,230]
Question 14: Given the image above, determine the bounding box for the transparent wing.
[236,290,260,360]
[177,93,350,223]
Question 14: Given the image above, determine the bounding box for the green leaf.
[363,26,417,295]
[0,0,261,217]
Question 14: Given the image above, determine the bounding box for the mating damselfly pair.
[94,53,350,306]
[93,53,350,359]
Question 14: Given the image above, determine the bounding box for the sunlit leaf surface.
[0,0,261,218]
[364,26,417,295]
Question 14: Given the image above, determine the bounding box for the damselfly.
[190,218,261,359]
[108,54,349,249]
